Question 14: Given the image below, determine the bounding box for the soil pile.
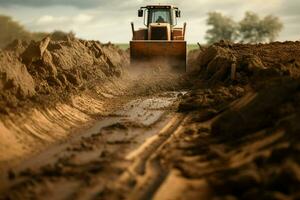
[181,41,300,119]
[171,41,300,199]
[0,36,128,114]
[193,40,300,86]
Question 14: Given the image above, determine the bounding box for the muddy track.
[118,114,187,200]
[2,86,298,199]
[0,91,186,200]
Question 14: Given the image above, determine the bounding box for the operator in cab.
[156,16,165,23]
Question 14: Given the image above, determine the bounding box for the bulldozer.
[130,5,187,72]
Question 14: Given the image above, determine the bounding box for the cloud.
[37,15,68,25]
[37,15,55,24]
[279,1,300,14]
[33,13,94,33]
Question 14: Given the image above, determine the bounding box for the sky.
[0,0,299,43]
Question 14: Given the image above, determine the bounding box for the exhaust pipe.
[183,22,187,40]
[131,22,135,39]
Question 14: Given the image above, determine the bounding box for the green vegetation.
[115,43,129,50]
[205,11,283,44]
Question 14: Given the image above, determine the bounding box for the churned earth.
[1,38,300,200]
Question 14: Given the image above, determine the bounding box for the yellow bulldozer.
[130,5,187,72]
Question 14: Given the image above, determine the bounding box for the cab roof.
[141,5,178,9]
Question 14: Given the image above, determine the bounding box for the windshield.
[148,8,172,25]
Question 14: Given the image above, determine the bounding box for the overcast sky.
[0,0,299,43]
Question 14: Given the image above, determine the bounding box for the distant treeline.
[205,11,283,44]
[0,15,75,48]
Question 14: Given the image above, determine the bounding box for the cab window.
[148,9,172,25]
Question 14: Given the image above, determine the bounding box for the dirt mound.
[193,41,300,86]
[0,36,128,114]
[184,41,300,137]
[172,41,300,199]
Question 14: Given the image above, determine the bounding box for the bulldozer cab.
[148,8,171,24]
[131,5,187,72]
[139,5,180,27]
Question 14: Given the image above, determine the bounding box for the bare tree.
[205,12,239,44]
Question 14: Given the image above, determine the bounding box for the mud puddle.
[0,91,185,200]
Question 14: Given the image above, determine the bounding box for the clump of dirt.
[102,121,144,132]
[0,36,128,115]
[179,85,245,113]
[212,78,300,139]
[4,39,29,56]
[0,51,35,113]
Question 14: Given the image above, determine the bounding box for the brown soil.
[171,41,300,199]
[0,36,128,115]
[1,39,300,200]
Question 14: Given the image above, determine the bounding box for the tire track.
[115,114,188,200]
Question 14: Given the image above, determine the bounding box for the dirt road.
[0,91,187,200]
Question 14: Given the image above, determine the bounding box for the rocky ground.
[0,38,300,200]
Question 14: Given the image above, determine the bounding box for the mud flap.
[130,41,187,72]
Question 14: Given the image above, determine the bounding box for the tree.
[205,12,239,44]
[258,15,283,42]
[204,11,283,44]
[239,12,283,43]
[239,12,261,43]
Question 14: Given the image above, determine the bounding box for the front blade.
[130,41,187,72]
